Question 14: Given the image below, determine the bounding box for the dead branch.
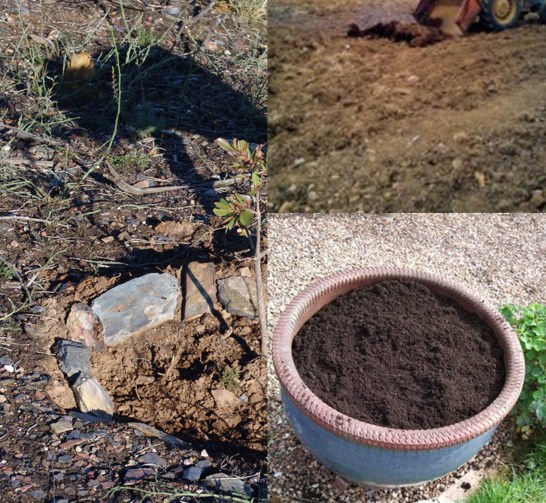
[0,214,70,227]
[104,160,246,196]
[0,122,65,148]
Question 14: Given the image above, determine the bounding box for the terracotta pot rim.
[272,267,525,451]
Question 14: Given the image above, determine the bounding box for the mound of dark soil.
[347,21,447,47]
[293,280,506,429]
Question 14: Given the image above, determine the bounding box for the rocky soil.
[0,0,267,500]
[268,0,546,212]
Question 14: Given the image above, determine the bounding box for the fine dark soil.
[293,280,506,429]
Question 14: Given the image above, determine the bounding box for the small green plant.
[109,151,149,174]
[213,139,265,238]
[213,138,267,355]
[0,258,15,281]
[221,365,240,393]
[501,303,546,438]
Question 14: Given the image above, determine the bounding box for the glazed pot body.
[282,388,497,487]
[272,268,525,487]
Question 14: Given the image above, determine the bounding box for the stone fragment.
[435,467,494,503]
[66,303,100,350]
[53,340,92,379]
[46,380,77,410]
[203,473,253,497]
[183,466,203,481]
[57,455,72,464]
[183,262,217,320]
[137,452,167,467]
[71,374,115,418]
[530,190,546,208]
[29,490,46,500]
[211,388,241,410]
[0,356,12,366]
[129,422,191,450]
[124,467,156,482]
[71,411,112,423]
[91,273,180,346]
[217,276,258,319]
[50,415,74,435]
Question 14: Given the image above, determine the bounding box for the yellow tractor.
[414,0,546,34]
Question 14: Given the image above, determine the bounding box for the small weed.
[227,0,267,24]
[501,304,546,438]
[221,365,240,393]
[131,101,167,139]
[109,151,150,174]
[0,258,15,281]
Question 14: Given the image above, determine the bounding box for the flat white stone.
[91,273,180,346]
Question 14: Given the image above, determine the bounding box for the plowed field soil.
[269,0,546,212]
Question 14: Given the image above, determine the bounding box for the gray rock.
[29,490,46,500]
[66,303,100,350]
[50,415,74,434]
[183,466,203,481]
[58,455,72,463]
[204,473,253,497]
[54,340,92,379]
[71,374,115,417]
[70,411,113,424]
[196,459,212,468]
[0,356,12,366]
[217,276,258,319]
[183,262,217,320]
[137,452,167,467]
[91,273,180,346]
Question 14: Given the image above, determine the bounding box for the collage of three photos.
[0,0,545,502]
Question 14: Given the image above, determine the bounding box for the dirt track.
[268,0,546,212]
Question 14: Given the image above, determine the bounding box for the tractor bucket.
[414,0,483,34]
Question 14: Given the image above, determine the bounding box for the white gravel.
[267,213,546,503]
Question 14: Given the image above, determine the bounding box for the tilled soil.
[268,0,546,212]
[293,279,505,429]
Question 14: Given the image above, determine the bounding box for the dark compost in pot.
[293,279,506,429]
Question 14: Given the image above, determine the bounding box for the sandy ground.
[268,0,546,212]
[267,213,546,502]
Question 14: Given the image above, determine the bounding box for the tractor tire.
[480,0,523,31]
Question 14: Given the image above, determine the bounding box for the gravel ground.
[267,213,546,503]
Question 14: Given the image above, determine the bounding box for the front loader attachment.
[414,0,483,34]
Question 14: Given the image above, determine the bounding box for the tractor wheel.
[480,0,522,31]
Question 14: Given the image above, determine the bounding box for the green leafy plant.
[221,365,240,393]
[501,303,546,438]
[213,138,267,355]
[0,258,15,281]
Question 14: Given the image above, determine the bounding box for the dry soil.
[269,0,546,212]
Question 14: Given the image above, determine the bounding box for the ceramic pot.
[272,267,525,487]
